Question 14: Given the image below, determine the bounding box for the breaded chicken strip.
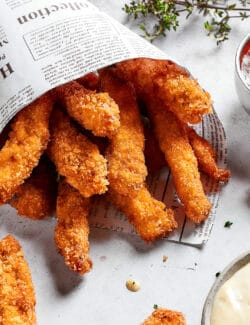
[99,69,177,242]
[112,58,212,123]
[186,126,231,182]
[55,80,120,138]
[141,308,186,325]
[147,99,211,223]
[100,71,147,196]
[109,187,177,242]
[47,108,108,198]
[0,235,36,325]
[10,156,57,219]
[0,93,53,204]
[55,180,92,274]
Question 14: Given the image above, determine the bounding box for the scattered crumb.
[163,255,168,262]
[126,279,141,292]
[215,272,221,277]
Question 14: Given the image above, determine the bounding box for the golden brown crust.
[10,156,57,219]
[155,75,212,124]
[47,108,108,198]
[113,58,188,97]
[55,80,120,138]
[100,69,177,241]
[99,69,147,196]
[147,100,211,223]
[109,187,177,242]
[187,126,231,182]
[0,235,36,325]
[112,58,212,124]
[141,308,186,325]
[0,94,53,204]
[55,180,92,274]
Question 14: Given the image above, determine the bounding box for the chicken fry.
[0,93,53,204]
[47,108,108,198]
[147,98,211,223]
[112,58,212,123]
[109,187,177,242]
[10,156,57,219]
[186,126,231,182]
[0,235,36,325]
[55,80,120,138]
[99,69,177,242]
[141,308,186,325]
[100,71,147,196]
[55,180,92,275]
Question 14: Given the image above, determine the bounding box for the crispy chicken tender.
[10,156,57,219]
[100,71,147,196]
[112,58,212,123]
[141,308,186,325]
[155,75,212,124]
[109,187,177,242]
[55,80,120,138]
[186,126,231,182]
[0,235,36,325]
[99,69,177,242]
[47,108,108,198]
[147,99,211,223]
[55,180,92,275]
[0,93,53,204]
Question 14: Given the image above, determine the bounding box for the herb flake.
[224,221,233,228]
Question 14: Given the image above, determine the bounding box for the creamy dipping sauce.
[211,263,250,325]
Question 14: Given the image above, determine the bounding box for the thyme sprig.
[123,0,250,44]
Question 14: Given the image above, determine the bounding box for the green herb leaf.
[224,221,233,228]
[228,4,237,10]
[153,304,159,309]
[123,1,250,45]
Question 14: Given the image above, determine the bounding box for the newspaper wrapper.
[0,0,228,246]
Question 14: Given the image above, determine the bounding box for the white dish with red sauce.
[235,33,250,114]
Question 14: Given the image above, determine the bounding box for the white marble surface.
[0,1,250,324]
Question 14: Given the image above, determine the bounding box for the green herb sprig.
[123,0,250,44]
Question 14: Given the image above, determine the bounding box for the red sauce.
[240,40,250,88]
[240,40,250,66]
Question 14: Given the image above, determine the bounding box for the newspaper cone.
[0,0,228,245]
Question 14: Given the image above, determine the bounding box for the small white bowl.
[235,33,250,114]
[201,251,250,325]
